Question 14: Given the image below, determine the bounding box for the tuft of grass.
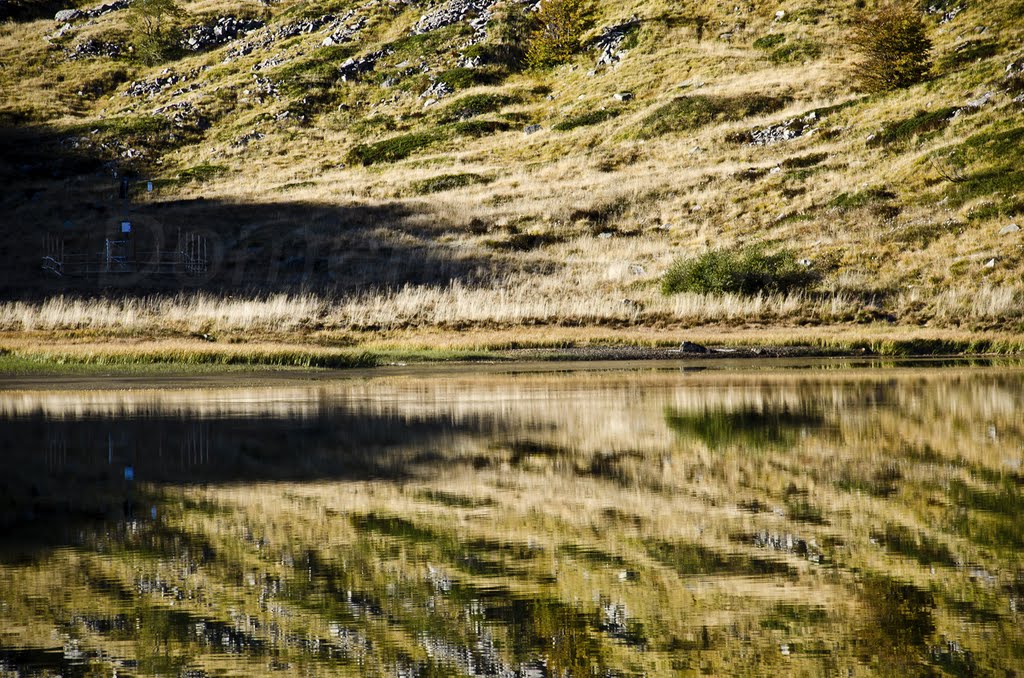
[553,108,621,131]
[410,173,491,194]
[347,132,438,166]
[634,94,790,139]
[661,245,818,296]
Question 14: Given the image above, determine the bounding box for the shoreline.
[3,324,1024,377]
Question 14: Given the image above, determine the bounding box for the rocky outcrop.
[181,16,265,52]
[412,0,496,43]
[338,49,390,81]
[64,38,122,60]
[730,111,820,146]
[53,0,131,23]
[123,67,206,97]
[593,16,640,67]
[152,100,209,130]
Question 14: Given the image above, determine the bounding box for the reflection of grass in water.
[644,539,794,577]
[871,524,958,567]
[664,405,825,450]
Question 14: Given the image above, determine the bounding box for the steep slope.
[0,0,1022,334]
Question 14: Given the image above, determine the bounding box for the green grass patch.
[410,173,491,194]
[552,108,621,131]
[435,66,507,90]
[768,40,822,64]
[273,45,358,96]
[940,124,1024,219]
[347,132,438,166]
[178,163,228,183]
[634,94,790,139]
[938,39,999,72]
[752,33,785,50]
[868,107,957,147]
[661,245,817,296]
[452,119,512,137]
[781,152,829,169]
[439,93,519,122]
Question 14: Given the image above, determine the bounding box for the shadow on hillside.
[0,122,500,298]
[0,0,68,22]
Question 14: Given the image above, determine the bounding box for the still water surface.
[1,361,1023,676]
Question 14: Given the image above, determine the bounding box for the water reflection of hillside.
[0,366,1022,676]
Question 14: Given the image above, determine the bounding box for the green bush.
[127,0,186,65]
[347,133,436,166]
[851,1,932,92]
[553,108,621,131]
[526,0,594,68]
[661,245,817,296]
[635,94,790,139]
[411,173,491,194]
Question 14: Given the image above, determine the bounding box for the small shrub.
[553,108,621,131]
[769,40,822,64]
[661,245,817,296]
[526,0,594,68]
[127,0,186,65]
[347,133,436,166]
[753,33,786,50]
[439,93,518,122]
[851,1,932,92]
[411,173,491,194]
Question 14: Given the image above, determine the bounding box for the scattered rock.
[65,38,121,60]
[419,79,453,100]
[152,100,209,130]
[124,69,186,97]
[731,111,820,146]
[181,16,264,52]
[1000,223,1020,235]
[593,16,640,67]
[322,14,367,46]
[233,130,265,147]
[53,0,130,23]
[926,2,964,23]
[338,49,390,81]
[523,123,542,135]
[984,258,996,268]
[680,341,709,353]
[412,0,496,43]
[612,91,633,102]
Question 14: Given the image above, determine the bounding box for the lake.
[1,360,1022,676]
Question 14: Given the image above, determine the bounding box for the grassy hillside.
[0,0,1023,340]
